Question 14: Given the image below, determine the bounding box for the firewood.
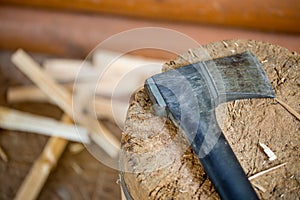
[14,115,70,200]
[7,86,128,126]
[43,59,95,82]
[0,106,89,143]
[42,50,163,97]
[11,49,119,157]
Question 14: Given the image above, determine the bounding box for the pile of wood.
[0,49,164,199]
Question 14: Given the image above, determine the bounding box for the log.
[121,40,300,199]
[11,49,119,157]
[1,6,300,57]
[1,0,299,33]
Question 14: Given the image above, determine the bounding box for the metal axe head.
[145,51,275,120]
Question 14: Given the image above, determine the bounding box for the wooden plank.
[0,106,89,143]
[14,114,70,200]
[11,49,120,157]
[1,0,299,33]
[0,6,300,58]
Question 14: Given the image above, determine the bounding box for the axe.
[144,51,275,199]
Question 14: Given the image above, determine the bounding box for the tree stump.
[120,39,300,200]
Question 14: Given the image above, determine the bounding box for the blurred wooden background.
[0,1,299,58]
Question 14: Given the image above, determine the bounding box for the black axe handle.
[191,111,258,200]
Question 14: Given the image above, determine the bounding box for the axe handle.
[191,111,258,200]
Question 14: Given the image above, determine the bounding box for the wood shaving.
[248,162,287,180]
[275,98,300,121]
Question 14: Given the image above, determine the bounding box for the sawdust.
[121,39,300,199]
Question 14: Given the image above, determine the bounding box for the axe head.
[145,51,275,120]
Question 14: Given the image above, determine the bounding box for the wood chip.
[68,143,85,154]
[259,142,277,161]
[251,182,267,193]
[71,162,83,175]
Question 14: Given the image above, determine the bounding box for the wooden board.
[121,39,300,199]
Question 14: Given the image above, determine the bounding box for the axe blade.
[145,51,275,116]
[205,51,275,103]
[144,51,274,200]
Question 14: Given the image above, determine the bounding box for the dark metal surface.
[144,51,275,200]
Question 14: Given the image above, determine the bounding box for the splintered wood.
[7,86,128,127]
[4,48,164,200]
[11,49,119,157]
[248,162,288,181]
[0,106,89,143]
[275,98,300,121]
[0,145,8,162]
[14,115,71,200]
[259,142,277,161]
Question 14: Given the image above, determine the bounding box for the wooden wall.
[0,1,299,57]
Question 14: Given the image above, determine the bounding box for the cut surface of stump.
[121,40,300,200]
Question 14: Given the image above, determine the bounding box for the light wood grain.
[0,106,89,143]
[14,114,70,200]
[7,86,128,127]
[43,59,95,82]
[275,98,300,121]
[11,49,119,157]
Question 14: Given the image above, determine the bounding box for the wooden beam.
[0,6,300,57]
[1,0,299,33]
